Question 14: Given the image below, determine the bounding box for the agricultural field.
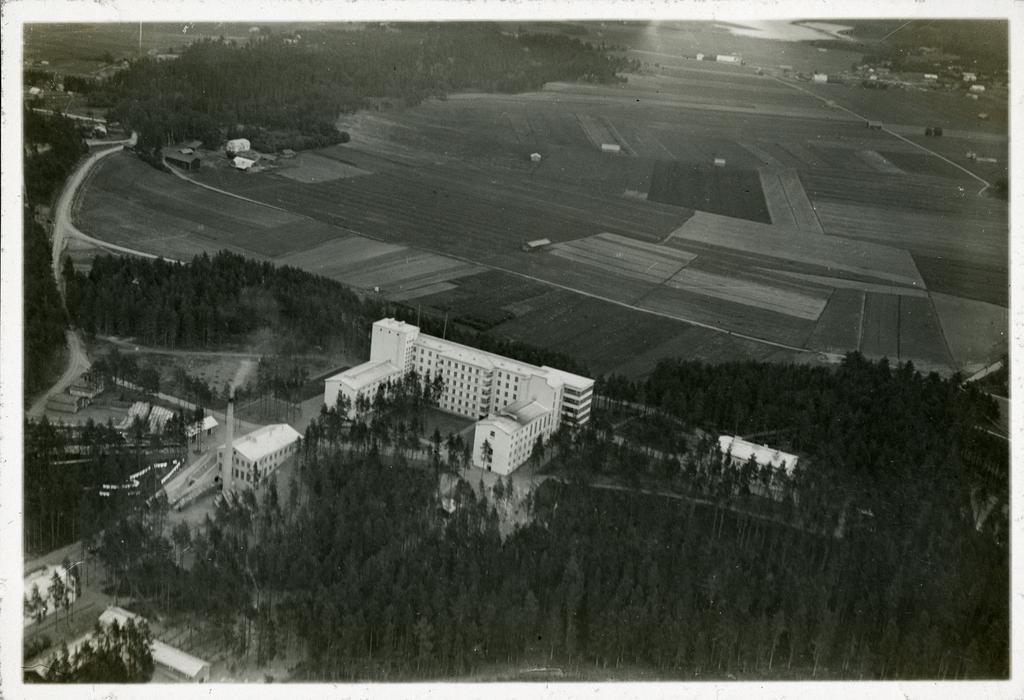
[72,21,1007,377]
[648,162,770,222]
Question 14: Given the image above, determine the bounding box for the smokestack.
[223,392,235,493]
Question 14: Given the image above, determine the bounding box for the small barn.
[713,157,726,167]
[600,143,621,154]
[521,238,551,252]
[233,156,256,171]
[969,84,985,94]
[165,151,201,171]
[812,73,828,83]
[529,152,542,163]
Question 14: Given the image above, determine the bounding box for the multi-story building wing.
[323,318,594,474]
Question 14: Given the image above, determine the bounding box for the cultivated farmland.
[73,22,1007,377]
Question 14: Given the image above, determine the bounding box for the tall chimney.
[223,393,235,493]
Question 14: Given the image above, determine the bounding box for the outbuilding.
[812,73,828,83]
[521,238,551,252]
[232,156,256,171]
[165,150,202,171]
[600,143,621,154]
[529,152,542,163]
[225,138,251,156]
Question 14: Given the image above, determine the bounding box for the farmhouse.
[719,435,799,500]
[217,422,302,491]
[324,318,594,474]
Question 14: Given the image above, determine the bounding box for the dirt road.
[26,330,90,419]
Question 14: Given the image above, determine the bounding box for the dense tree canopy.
[82,26,635,153]
[72,251,588,375]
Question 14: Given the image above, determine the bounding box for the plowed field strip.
[636,287,815,347]
[742,143,786,168]
[762,269,927,297]
[662,267,827,321]
[807,288,864,353]
[855,150,905,175]
[898,295,953,369]
[668,211,923,286]
[551,243,687,284]
[777,170,824,234]
[860,293,900,359]
[759,170,799,228]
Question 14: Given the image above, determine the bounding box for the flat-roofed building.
[719,435,800,501]
[324,318,594,473]
[217,423,302,490]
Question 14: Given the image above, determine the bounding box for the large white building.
[324,318,594,474]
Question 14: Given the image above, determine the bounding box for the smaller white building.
[713,157,726,167]
[233,156,256,170]
[324,359,402,419]
[716,54,741,64]
[600,143,621,154]
[185,415,218,441]
[962,72,977,82]
[719,435,799,501]
[969,84,985,94]
[218,423,302,489]
[473,399,554,475]
[812,73,828,83]
[530,152,542,163]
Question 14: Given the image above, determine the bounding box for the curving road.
[28,133,140,417]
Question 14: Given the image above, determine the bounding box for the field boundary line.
[766,75,992,196]
[164,161,293,213]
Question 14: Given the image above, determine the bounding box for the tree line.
[70,251,589,376]
[73,25,636,154]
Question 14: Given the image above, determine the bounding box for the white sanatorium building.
[324,318,594,475]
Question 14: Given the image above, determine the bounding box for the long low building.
[719,435,800,500]
[324,318,594,474]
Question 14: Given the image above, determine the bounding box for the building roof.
[148,405,174,433]
[477,414,523,436]
[152,639,210,678]
[718,435,799,474]
[185,415,219,438]
[524,238,551,247]
[230,423,302,463]
[499,399,549,425]
[415,331,593,392]
[328,359,402,391]
[376,317,418,333]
